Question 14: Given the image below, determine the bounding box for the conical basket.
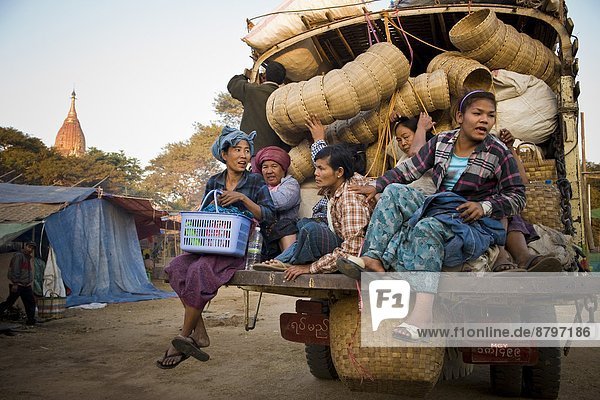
[485,24,521,71]
[449,9,501,52]
[330,297,444,396]
[323,69,361,120]
[267,84,305,146]
[288,139,314,184]
[528,40,551,79]
[285,81,310,129]
[302,75,335,125]
[411,70,450,112]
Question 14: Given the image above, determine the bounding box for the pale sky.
[1,0,598,165]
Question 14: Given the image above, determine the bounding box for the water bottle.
[245,226,263,270]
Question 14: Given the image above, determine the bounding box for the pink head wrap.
[253,146,291,174]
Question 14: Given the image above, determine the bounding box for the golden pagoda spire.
[54,90,86,157]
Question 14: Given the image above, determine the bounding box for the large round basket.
[506,32,537,74]
[302,75,335,125]
[329,296,444,396]
[429,53,492,96]
[461,23,507,64]
[449,9,501,52]
[521,182,563,232]
[365,141,386,177]
[527,40,551,79]
[485,24,521,71]
[355,51,398,99]
[285,81,310,128]
[323,69,362,120]
[267,85,304,145]
[411,70,450,112]
[287,139,314,183]
[342,60,382,111]
[394,81,421,117]
[367,42,411,89]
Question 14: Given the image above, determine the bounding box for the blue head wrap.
[211,126,256,163]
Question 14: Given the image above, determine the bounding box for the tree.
[212,91,243,127]
[140,123,223,210]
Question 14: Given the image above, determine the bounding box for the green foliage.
[140,123,224,210]
[212,91,243,127]
[0,126,143,194]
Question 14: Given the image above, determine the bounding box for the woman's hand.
[284,265,311,281]
[456,201,485,223]
[349,184,377,204]
[417,112,434,132]
[498,128,515,149]
[305,115,326,142]
[218,190,247,207]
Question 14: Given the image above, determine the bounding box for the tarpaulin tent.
[0,183,175,306]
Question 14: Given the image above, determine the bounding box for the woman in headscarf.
[255,146,301,258]
[157,126,275,369]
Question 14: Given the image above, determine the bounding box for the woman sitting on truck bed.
[338,90,526,341]
[253,125,375,281]
[156,127,275,369]
[255,145,301,259]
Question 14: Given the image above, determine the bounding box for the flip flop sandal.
[521,255,563,272]
[156,350,190,369]
[252,259,290,272]
[392,322,430,343]
[336,256,366,280]
[171,335,210,362]
[491,261,526,273]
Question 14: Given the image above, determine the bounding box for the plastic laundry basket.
[180,190,252,257]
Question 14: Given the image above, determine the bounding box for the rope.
[387,18,449,53]
[247,0,381,22]
[395,15,414,67]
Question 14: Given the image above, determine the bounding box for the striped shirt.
[376,129,525,219]
[310,173,374,274]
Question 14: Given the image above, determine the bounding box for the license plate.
[280,313,330,345]
[462,346,538,365]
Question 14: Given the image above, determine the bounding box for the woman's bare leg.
[279,234,296,251]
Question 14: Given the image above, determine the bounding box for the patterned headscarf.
[211,126,256,163]
[254,146,291,173]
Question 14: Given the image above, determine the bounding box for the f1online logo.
[369,279,411,331]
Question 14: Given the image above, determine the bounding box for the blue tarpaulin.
[0,183,96,204]
[44,198,174,306]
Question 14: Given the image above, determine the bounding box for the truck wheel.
[522,347,561,399]
[305,344,339,380]
[490,365,523,397]
[442,348,473,380]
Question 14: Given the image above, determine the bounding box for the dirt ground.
[1,281,599,400]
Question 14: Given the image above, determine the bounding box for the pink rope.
[396,15,414,67]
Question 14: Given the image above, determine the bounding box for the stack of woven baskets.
[448,9,560,88]
[268,9,560,184]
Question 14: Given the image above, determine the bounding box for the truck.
[227,1,588,398]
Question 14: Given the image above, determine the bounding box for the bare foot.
[362,256,385,272]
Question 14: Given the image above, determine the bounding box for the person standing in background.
[0,242,37,325]
[227,61,290,169]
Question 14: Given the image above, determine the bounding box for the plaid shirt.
[309,173,374,274]
[205,170,276,225]
[376,129,525,219]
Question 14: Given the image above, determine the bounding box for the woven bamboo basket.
[528,40,551,79]
[330,297,444,396]
[411,70,450,112]
[323,69,362,120]
[485,24,521,71]
[394,82,421,117]
[330,109,380,145]
[461,23,507,64]
[506,32,537,75]
[267,85,304,145]
[355,52,398,99]
[285,81,310,128]
[426,51,461,73]
[429,53,492,96]
[288,139,314,183]
[449,9,501,52]
[367,42,411,89]
[342,60,382,110]
[521,182,563,231]
[540,51,561,86]
[302,75,335,125]
[517,142,558,182]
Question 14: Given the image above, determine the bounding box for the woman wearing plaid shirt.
[339,91,526,341]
